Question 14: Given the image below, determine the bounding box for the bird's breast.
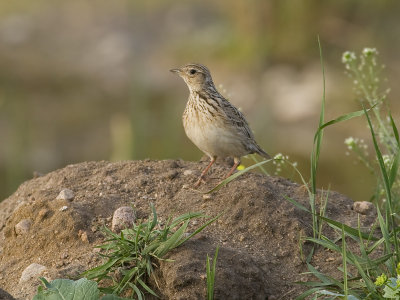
[182,97,248,158]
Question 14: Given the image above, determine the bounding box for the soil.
[0,159,376,300]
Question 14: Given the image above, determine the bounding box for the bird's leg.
[194,156,216,187]
[224,157,241,179]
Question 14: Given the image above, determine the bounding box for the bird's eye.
[189,69,197,75]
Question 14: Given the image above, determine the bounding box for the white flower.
[382,154,391,167]
[274,153,284,160]
[342,51,356,64]
[362,48,378,57]
[344,137,357,150]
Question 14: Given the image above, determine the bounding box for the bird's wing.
[219,97,255,140]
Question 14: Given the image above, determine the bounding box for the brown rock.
[353,201,375,215]
[111,206,136,233]
[15,219,32,235]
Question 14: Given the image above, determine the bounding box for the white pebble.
[19,263,47,283]
[56,189,75,201]
[183,170,193,176]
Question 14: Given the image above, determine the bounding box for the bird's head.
[170,63,215,93]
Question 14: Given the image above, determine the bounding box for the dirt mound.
[0,160,375,299]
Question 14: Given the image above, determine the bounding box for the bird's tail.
[252,143,271,159]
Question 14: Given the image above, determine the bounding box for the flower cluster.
[375,273,388,287]
[344,137,368,155]
[342,51,357,70]
[272,153,297,175]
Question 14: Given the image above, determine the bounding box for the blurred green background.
[1,0,400,202]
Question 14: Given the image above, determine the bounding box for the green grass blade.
[82,258,120,279]
[206,246,219,300]
[170,212,205,228]
[364,105,400,264]
[376,205,394,272]
[149,203,158,231]
[284,196,310,213]
[317,215,378,241]
[341,225,348,298]
[307,237,341,254]
[295,287,325,300]
[346,251,377,293]
[307,262,343,287]
[389,113,399,145]
[205,159,272,193]
[389,148,400,189]
[175,213,222,248]
[137,278,159,297]
[115,267,139,293]
[154,221,189,257]
[130,283,144,300]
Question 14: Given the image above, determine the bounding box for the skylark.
[171,63,270,186]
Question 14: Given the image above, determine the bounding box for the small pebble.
[19,263,47,283]
[202,194,212,201]
[59,206,68,211]
[15,219,32,235]
[183,170,193,176]
[112,206,136,233]
[80,231,89,243]
[56,189,75,201]
[353,201,375,215]
[325,257,335,262]
[165,170,178,180]
[38,208,50,220]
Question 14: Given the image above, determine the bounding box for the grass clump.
[295,47,400,299]
[211,42,400,299]
[83,204,219,299]
[206,246,219,300]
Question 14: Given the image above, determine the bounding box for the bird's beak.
[169,68,181,74]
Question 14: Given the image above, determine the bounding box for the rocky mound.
[0,160,375,299]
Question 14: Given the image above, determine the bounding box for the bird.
[170,63,270,187]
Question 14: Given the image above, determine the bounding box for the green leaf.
[206,246,219,300]
[82,258,120,279]
[154,221,189,257]
[130,283,144,300]
[284,196,310,213]
[149,203,158,231]
[317,215,378,241]
[175,213,222,248]
[205,159,272,193]
[33,278,99,300]
[101,295,131,300]
[390,113,400,146]
[383,277,400,298]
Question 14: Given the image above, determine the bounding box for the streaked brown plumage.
[170,63,270,186]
